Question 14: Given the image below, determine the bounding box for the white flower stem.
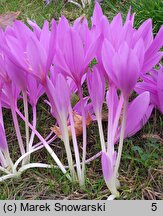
[0,166,10,174]
[107,194,116,200]
[11,106,25,156]
[29,105,37,151]
[0,173,16,182]
[0,101,8,167]
[61,117,76,181]
[96,113,106,152]
[113,98,128,179]
[8,84,25,156]
[68,106,82,186]
[78,85,87,187]
[16,109,71,181]
[81,0,85,8]
[32,132,56,149]
[3,149,14,170]
[107,88,114,157]
[22,91,30,164]
[68,0,82,8]
[18,163,52,174]
[0,150,7,168]
[13,145,45,173]
[112,94,124,143]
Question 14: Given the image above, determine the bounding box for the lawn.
[0,0,162,200]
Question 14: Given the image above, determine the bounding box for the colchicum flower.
[0,2,162,199]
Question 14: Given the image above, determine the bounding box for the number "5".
[151,203,157,211]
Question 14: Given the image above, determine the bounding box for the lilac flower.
[46,73,76,180]
[27,75,44,108]
[0,82,20,109]
[1,20,56,85]
[0,2,162,195]
[0,85,14,170]
[91,3,135,79]
[0,46,25,157]
[0,20,56,164]
[54,20,99,185]
[92,8,162,198]
[92,3,163,82]
[102,91,151,197]
[134,24,163,74]
[55,27,97,85]
[72,97,94,119]
[125,6,135,25]
[102,40,143,98]
[87,67,105,114]
[27,20,41,39]
[87,66,106,152]
[46,68,95,185]
[136,65,163,113]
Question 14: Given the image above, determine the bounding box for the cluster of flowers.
[0,3,162,199]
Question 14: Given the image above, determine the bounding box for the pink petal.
[102,39,115,81]
[101,152,113,182]
[145,26,163,59]
[125,92,150,137]
[91,2,103,26]
[64,28,85,82]
[157,67,163,113]
[133,19,153,50]
[142,52,163,73]
[27,38,47,83]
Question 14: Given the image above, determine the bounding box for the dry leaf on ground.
[51,112,92,139]
[0,11,20,30]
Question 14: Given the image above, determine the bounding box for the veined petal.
[91,2,103,26]
[145,26,163,60]
[40,20,50,54]
[6,35,26,68]
[87,66,105,114]
[142,52,163,73]
[102,39,115,81]
[12,21,34,48]
[27,38,47,83]
[133,19,153,50]
[6,57,27,90]
[46,19,57,72]
[63,28,85,82]
[126,104,153,138]
[57,16,69,51]
[125,92,150,137]
[125,6,135,26]
[27,20,41,39]
[133,38,145,69]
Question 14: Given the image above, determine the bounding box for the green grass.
[0,0,163,200]
[100,0,163,33]
[0,104,162,200]
[0,0,90,26]
[0,0,162,31]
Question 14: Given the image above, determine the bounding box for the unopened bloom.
[102,40,143,97]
